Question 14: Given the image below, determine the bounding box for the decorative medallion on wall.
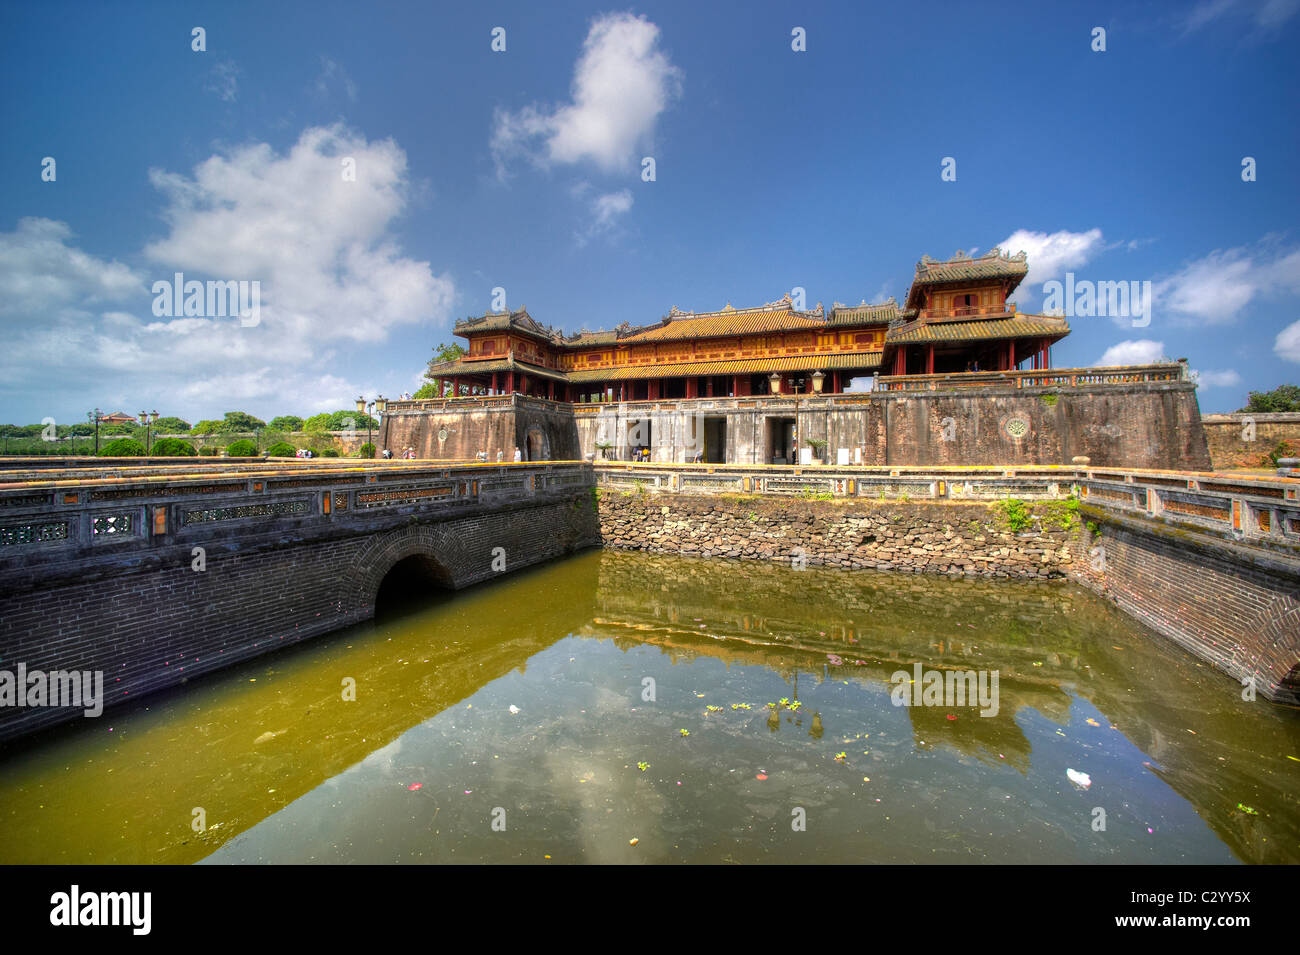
[438,428,448,443]
[1003,416,1030,440]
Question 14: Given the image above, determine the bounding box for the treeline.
[0,408,383,457]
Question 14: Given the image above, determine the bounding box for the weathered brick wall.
[568,381,1211,468]
[382,400,578,461]
[0,494,600,741]
[1201,413,1300,469]
[597,493,1082,578]
[881,383,1210,469]
[1074,512,1300,704]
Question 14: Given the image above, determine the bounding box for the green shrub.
[319,448,340,457]
[225,439,258,457]
[150,437,198,457]
[356,442,376,459]
[199,446,218,456]
[99,438,146,457]
[266,441,297,457]
[993,498,1034,532]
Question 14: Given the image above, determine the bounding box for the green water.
[0,549,1296,864]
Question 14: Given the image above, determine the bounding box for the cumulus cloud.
[1096,339,1166,366]
[1153,244,1300,325]
[1000,228,1105,306]
[0,125,454,421]
[1276,318,1300,363]
[0,218,142,314]
[492,13,682,175]
[1192,368,1242,388]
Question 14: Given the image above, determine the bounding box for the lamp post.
[90,408,101,456]
[139,409,158,454]
[355,396,382,458]
[375,395,389,454]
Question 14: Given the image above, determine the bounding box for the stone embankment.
[597,493,1080,578]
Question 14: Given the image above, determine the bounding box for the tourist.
[382,448,392,459]
[513,446,522,462]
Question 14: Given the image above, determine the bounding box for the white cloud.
[1153,244,1300,325]
[492,13,682,175]
[1096,339,1165,366]
[1276,318,1300,363]
[1192,368,1242,388]
[0,218,141,314]
[0,125,454,422]
[576,189,634,246]
[1000,228,1105,305]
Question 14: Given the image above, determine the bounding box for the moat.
[0,549,1295,864]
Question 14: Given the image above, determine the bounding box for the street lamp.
[139,409,158,454]
[375,395,389,454]
[356,396,383,459]
[769,372,782,394]
[90,408,101,456]
[811,370,825,394]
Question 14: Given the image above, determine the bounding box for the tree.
[269,415,304,431]
[325,410,379,431]
[429,342,468,397]
[218,411,266,433]
[153,416,191,433]
[191,420,221,435]
[99,438,146,457]
[225,439,258,456]
[151,437,198,456]
[303,413,331,432]
[1239,384,1300,413]
[412,382,437,399]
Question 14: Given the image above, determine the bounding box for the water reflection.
[0,549,1295,864]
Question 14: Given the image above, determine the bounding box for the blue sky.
[2,0,1298,424]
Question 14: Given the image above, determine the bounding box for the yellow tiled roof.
[426,356,569,382]
[620,309,828,343]
[886,315,1069,344]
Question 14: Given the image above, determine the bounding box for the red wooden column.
[686,377,698,399]
[491,372,499,394]
[505,371,514,393]
[1007,340,1015,371]
[925,344,935,375]
[547,379,554,400]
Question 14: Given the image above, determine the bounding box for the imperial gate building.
[380,250,1209,469]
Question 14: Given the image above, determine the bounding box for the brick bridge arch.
[1248,596,1300,701]
[345,523,462,613]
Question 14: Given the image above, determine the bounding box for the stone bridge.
[0,459,599,741]
[2,455,1296,741]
